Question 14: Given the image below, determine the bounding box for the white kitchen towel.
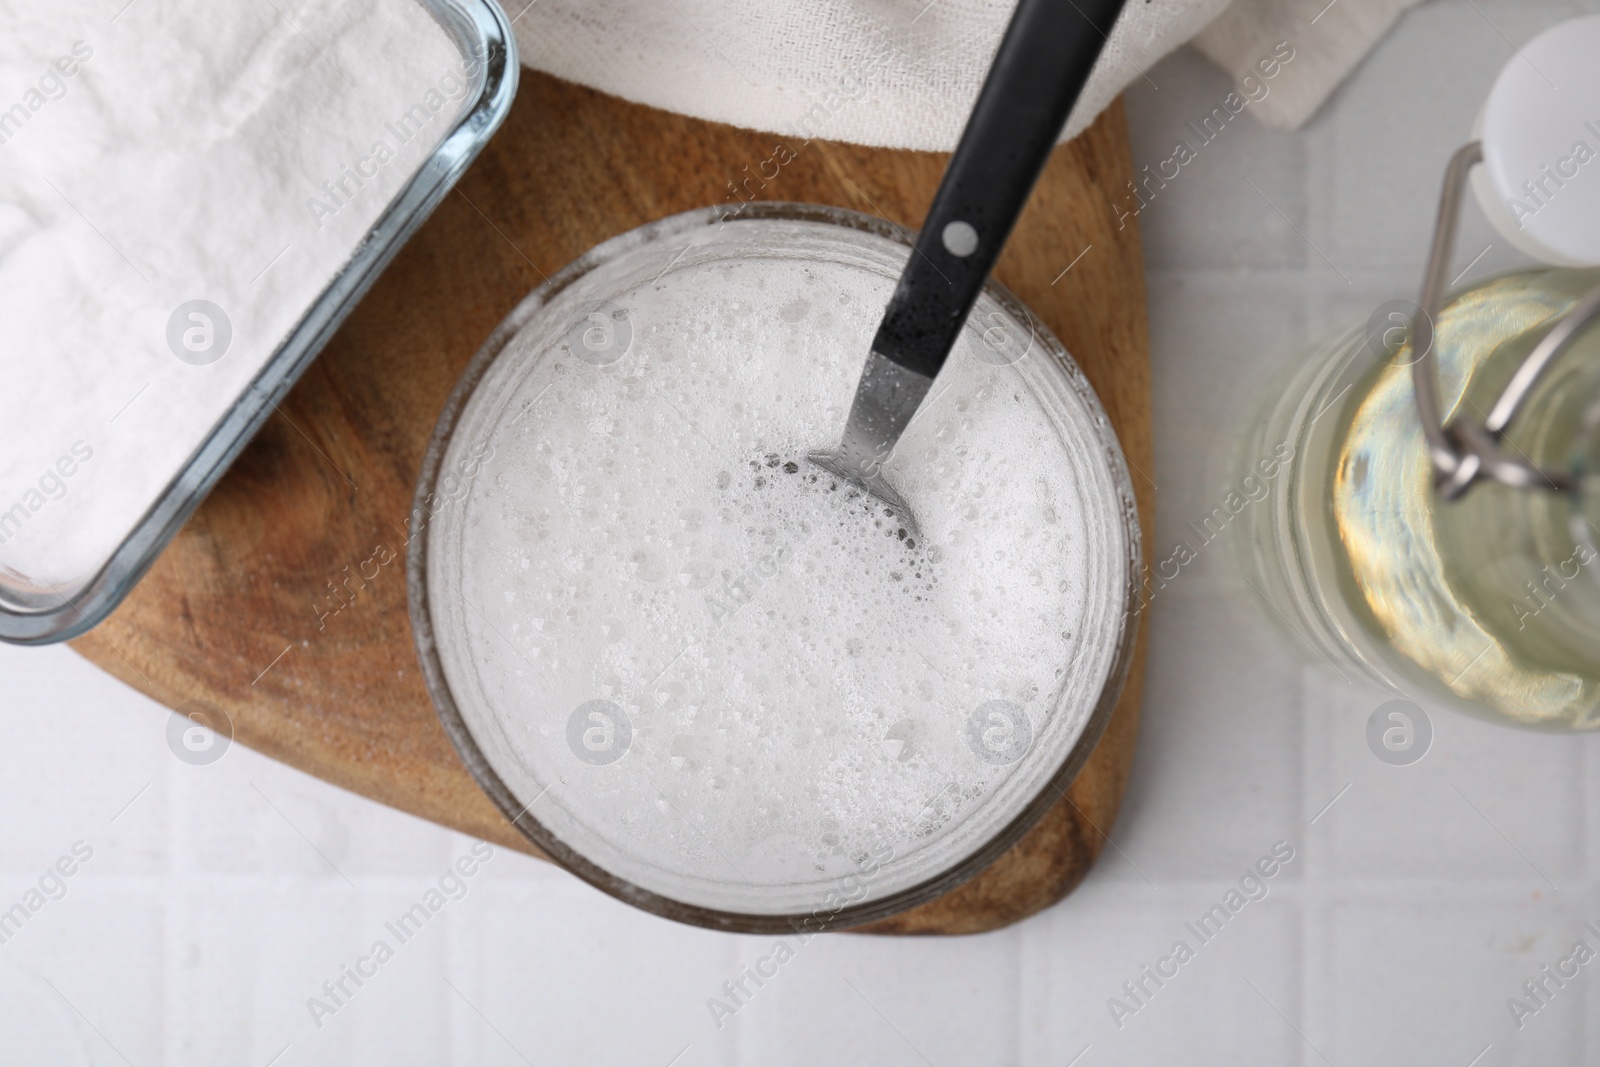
[509,0,1424,150]
[1194,0,1426,128]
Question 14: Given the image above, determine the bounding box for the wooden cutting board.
[72,71,1151,935]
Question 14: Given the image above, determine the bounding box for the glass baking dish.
[0,0,517,644]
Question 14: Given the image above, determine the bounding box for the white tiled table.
[4,3,1598,1063]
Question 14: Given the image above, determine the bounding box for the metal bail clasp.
[1410,141,1600,501]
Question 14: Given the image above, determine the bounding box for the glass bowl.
[409,203,1141,931]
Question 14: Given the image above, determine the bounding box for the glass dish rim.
[0,0,519,645]
[407,201,1145,933]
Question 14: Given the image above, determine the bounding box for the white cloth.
[510,0,1423,151]
[1194,0,1426,128]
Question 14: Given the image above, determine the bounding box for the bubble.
[677,560,715,589]
[881,719,918,762]
[629,550,666,582]
[653,677,688,710]
[670,734,704,771]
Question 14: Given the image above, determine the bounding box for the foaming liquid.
[426,218,1133,915]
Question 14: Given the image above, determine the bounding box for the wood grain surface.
[71,71,1151,935]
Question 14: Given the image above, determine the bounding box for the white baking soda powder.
[426,218,1134,916]
[0,1,462,591]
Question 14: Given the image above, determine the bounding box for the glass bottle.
[1239,263,1600,729]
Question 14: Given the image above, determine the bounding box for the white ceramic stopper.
[1473,15,1600,267]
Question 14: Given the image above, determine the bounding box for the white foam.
[427,217,1133,916]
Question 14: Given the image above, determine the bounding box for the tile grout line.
[1298,662,1317,1067]
[1299,113,1329,1067]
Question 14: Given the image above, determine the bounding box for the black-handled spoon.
[810,0,1128,527]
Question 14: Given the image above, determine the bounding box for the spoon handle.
[870,0,1127,378]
